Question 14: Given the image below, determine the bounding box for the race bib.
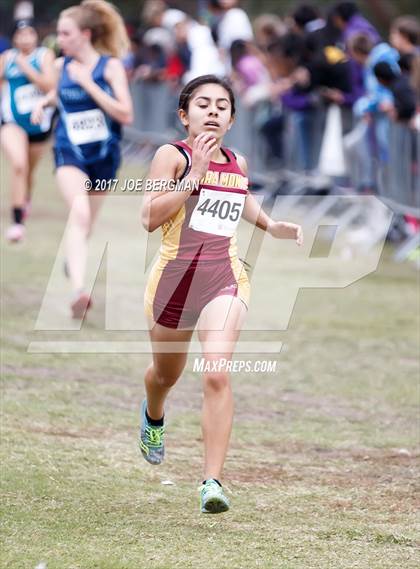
[66,108,109,146]
[189,189,246,237]
[14,84,43,115]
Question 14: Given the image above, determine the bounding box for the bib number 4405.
[189,189,246,237]
[197,197,241,222]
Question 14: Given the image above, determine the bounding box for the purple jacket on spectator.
[281,90,313,111]
[343,14,381,45]
[342,59,365,106]
[282,59,365,110]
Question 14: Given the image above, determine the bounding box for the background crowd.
[109,0,420,237]
[129,0,420,239]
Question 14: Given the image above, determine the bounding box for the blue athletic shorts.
[53,146,121,183]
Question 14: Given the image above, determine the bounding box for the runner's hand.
[15,53,31,75]
[30,98,46,124]
[268,221,303,246]
[189,132,218,179]
[67,61,92,88]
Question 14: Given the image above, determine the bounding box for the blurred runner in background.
[31,0,133,319]
[0,19,55,242]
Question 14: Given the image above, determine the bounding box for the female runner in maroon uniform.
[140,75,303,514]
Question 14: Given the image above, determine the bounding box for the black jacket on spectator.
[304,22,352,95]
[374,61,416,121]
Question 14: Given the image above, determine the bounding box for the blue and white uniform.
[54,55,121,182]
[1,47,54,140]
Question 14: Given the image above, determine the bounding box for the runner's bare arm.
[238,154,271,231]
[141,134,217,232]
[103,58,133,124]
[239,154,303,245]
[15,48,56,92]
[30,58,63,124]
[67,57,133,125]
[141,145,200,232]
[0,51,7,85]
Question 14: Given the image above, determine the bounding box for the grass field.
[1,148,419,569]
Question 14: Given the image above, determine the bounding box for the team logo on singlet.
[200,170,248,190]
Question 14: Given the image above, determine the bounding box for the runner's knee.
[12,159,28,178]
[154,368,180,389]
[70,201,91,233]
[203,370,230,392]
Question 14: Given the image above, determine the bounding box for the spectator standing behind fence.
[411,56,420,117]
[385,16,420,237]
[389,16,420,75]
[159,10,190,86]
[373,61,416,123]
[126,32,167,83]
[229,39,270,96]
[350,33,401,160]
[265,34,319,171]
[389,14,420,128]
[331,1,380,47]
[134,0,173,82]
[253,14,286,52]
[121,31,138,78]
[301,12,359,119]
[162,9,225,84]
[264,20,357,172]
[290,4,325,36]
[141,0,167,29]
[260,9,320,167]
[344,33,402,195]
[208,0,253,70]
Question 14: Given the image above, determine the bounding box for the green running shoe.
[200,479,230,514]
[139,399,165,465]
